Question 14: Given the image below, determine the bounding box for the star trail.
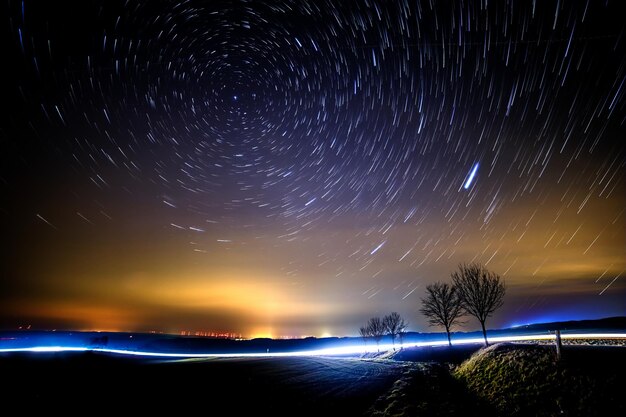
[1,0,625,337]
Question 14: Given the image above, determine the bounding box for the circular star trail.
[2,0,625,336]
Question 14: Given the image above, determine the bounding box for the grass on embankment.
[369,342,626,416]
[454,343,625,416]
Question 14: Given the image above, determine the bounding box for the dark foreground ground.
[2,344,625,416]
[1,352,411,415]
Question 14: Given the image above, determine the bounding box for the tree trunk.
[446,326,452,347]
[481,321,489,346]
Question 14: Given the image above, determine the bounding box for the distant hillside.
[510,316,626,332]
[1,316,624,354]
[397,316,626,343]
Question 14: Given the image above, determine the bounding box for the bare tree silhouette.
[420,282,464,346]
[452,263,505,346]
[365,317,386,351]
[383,312,407,350]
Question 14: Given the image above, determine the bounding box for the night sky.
[2,0,625,338]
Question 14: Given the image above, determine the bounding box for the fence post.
[555,329,562,360]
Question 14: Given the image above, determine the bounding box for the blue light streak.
[1,333,624,358]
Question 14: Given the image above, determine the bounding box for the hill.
[1,316,624,355]
[509,316,626,332]
[369,343,626,416]
[454,343,626,416]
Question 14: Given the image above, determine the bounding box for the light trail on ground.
[1,333,625,358]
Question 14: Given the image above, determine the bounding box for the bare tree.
[366,317,386,351]
[452,263,505,346]
[359,326,369,346]
[398,318,408,349]
[420,282,464,346]
[383,312,407,350]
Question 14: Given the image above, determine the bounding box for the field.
[2,343,625,416]
[2,352,410,415]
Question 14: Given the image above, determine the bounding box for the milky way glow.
[1,1,625,337]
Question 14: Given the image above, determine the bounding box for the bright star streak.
[370,240,386,255]
[463,163,479,189]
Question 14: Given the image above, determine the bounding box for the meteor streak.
[464,163,479,190]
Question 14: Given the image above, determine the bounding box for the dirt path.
[367,362,490,417]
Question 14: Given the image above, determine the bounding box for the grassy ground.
[370,343,626,416]
[454,343,626,416]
